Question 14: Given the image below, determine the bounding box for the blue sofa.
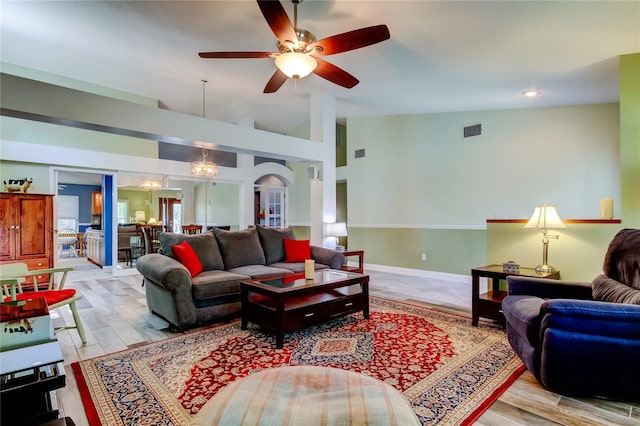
[502,228,640,400]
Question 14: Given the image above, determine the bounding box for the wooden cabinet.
[85,229,104,267]
[91,191,102,215]
[0,193,53,284]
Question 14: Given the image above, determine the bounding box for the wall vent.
[463,123,482,138]
[355,149,366,159]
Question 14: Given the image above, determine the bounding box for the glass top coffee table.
[241,269,370,348]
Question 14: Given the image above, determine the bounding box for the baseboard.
[351,262,470,284]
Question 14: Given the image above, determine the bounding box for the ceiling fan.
[199,0,390,93]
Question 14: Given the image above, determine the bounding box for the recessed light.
[523,90,540,97]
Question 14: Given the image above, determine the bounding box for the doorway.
[159,197,181,233]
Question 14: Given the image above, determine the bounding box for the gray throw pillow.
[158,231,224,271]
[214,227,266,269]
[256,225,296,265]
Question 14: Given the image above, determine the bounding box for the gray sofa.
[136,226,345,331]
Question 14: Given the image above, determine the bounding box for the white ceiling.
[1,1,638,135]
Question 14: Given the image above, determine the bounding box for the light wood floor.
[50,259,639,425]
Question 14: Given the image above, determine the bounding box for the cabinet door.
[92,191,102,215]
[0,194,15,261]
[15,195,52,259]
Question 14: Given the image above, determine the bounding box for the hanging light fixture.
[191,79,218,177]
[140,178,162,190]
[192,148,218,177]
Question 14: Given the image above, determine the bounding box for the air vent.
[463,124,482,138]
[355,149,365,159]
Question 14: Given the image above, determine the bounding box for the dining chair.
[57,229,79,258]
[0,263,86,343]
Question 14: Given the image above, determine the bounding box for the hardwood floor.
[50,259,639,425]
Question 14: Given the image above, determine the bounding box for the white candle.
[304,259,315,280]
[600,198,613,219]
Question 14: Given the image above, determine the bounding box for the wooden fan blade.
[199,52,275,59]
[309,25,390,56]
[257,0,297,46]
[312,58,359,89]
[263,69,288,93]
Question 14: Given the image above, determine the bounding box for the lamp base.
[535,264,556,273]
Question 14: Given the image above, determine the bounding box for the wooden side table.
[471,264,560,326]
[340,250,364,274]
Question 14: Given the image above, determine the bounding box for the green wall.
[619,53,640,228]
[348,227,486,275]
[487,222,623,282]
[340,104,620,275]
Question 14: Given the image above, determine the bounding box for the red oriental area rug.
[72,297,524,425]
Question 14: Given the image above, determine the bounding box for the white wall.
[343,104,620,227]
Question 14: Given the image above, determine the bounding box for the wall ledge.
[487,219,622,224]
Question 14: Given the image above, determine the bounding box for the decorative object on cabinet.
[0,193,53,286]
[0,262,86,343]
[3,177,33,194]
[524,204,566,273]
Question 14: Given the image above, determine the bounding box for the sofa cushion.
[284,239,311,262]
[172,240,203,277]
[256,226,295,264]
[191,270,248,301]
[158,231,224,271]
[228,264,294,279]
[602,228,640,290]
[214,227,266,269]
[592,274,640,305]
[502,295,546,347]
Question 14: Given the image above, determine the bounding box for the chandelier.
[191,148,218,177]
[191,79,218,177]
[140,178,162,190]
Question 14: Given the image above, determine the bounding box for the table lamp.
[524,204,566,273]
[134,211,146,223]
[325,222,348,252]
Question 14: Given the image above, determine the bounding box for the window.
[117,200,129,224]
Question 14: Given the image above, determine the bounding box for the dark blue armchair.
[502,228,640,401]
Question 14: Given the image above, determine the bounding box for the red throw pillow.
[283,239,311,262]
[172,240,203,277]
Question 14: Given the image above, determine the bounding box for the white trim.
[360,262,471,284]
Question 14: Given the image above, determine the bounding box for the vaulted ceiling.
[2,1,638,135]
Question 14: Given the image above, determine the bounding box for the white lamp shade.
[274,52,318,79]
[524,205,567,229]
[134,211,146,222]
[325,222,348,238]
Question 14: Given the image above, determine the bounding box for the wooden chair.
[0,263,86,344]
[57,229,79,258]
[182,224,202,235]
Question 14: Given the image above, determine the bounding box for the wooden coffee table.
[241,269,370,348]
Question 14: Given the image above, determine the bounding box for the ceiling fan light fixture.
[275,52,317,79]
